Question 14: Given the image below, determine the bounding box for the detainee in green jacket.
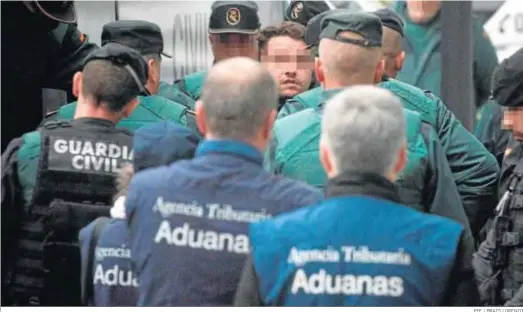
[278,8,499,238]
[174,1,261,100]
[43,20,197,133]
[392,0,498,108]
[268,11,472,234]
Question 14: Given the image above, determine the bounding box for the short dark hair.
[258,21,306,51]
[81,60,141,112]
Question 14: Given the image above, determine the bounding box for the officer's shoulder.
[269,175,323,206]
[182,71,207,88]
[140,95,187,116]
[274,108,320,145]
[17,130,44,160]
[251,201,320,238]
[293,87,322,104]
[382,79,433,114]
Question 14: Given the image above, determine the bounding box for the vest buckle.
[502,232,521,247]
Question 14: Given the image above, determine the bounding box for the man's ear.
[195,100,207,135]
[395,51,406,72]
[314,57,325,85]
[394,143,407,175]
[72,71,82,98]
[262,109,277,141]
[122,98,139,118]
[319,140,334,176]
[374,59,385,83]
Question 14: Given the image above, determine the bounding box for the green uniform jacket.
[173,71,207,101]
[267,88,470,230]
[278,79,500,237]
[475,99,512,166]
[392,1,498,108]
[157,81,196,110]
[41,95,191,132]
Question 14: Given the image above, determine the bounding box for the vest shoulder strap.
[42,120,72,130]
[81,217,111,305]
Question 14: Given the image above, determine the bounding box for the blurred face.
[210,33,259,62]
[406,0,441,24]
[503,108,523,142]
[261,36,313,98]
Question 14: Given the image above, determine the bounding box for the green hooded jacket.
[392,1,498,108]
[157,81,197,110]
[173,71,207,101]
[267,88,470,229]
[278,79,499,237]
[42,95,191,132]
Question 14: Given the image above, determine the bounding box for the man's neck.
[204,134,266,152]
[323,78,376,90]
[74,100,118,124]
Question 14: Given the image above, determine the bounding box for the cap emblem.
[290,2,303,20]
[226,8,241,26]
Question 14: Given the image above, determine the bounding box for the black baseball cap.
[305,9,336,47]
[208,1,260,34]
[320,11,383,48]
[492,48,523,108]
[30,1,77,24]
[284,1,330,27]
[102,20,172,58]
[84,43,150,95]
[373,8,405,37]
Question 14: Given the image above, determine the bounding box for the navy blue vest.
[250,196,463,306]
[125,140,322,306]
[79,219,139,306]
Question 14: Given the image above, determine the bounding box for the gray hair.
[321,85,405,176]
[200,57,278,140]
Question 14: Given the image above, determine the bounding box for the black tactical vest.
[10,121,133,306]
[493,160,523,304]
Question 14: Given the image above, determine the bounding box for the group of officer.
[1,0,523,307]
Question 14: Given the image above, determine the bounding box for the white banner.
[485,0,523,61]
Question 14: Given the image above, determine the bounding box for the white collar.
[110,196,126,219]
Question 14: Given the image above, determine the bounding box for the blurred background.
[75,0,521,83]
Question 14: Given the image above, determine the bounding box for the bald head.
[199,57,278,142]
[318,31,383,86]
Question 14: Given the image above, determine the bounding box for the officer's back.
[1,43,147,306]
[125,58,322,306]
[235,86,478,306]
[79,122,200,306]
[42,20,196,132]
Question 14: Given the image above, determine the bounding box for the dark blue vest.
[125,140,322,306]
[79,219,139,306]
[250,196,463,306]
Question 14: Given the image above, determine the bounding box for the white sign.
[485,0,523,61]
